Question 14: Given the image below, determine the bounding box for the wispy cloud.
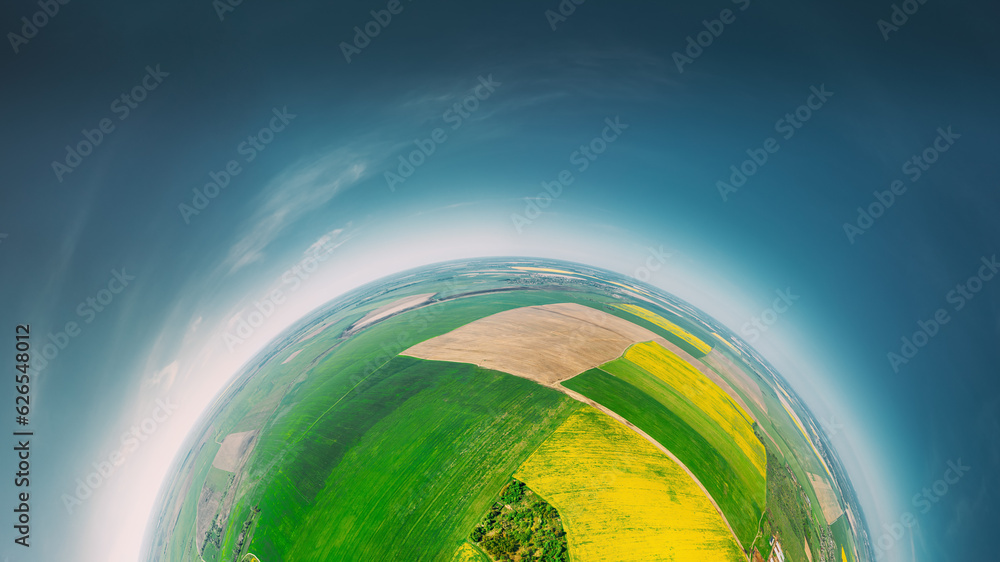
[217,49,669,278]
[303,225,355,256]
[142,360,179,392]
[221,149,369,275]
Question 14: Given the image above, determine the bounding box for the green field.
[235,291,596,482]
[150,280,857,562]
[832,514,857,562]
[237,356,580,560]
[765,448,824,562]
[163,440,221,562]
[160,290,605,562]
[562,367,764,550]
[602,350,764,481]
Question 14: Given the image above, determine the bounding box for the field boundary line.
[556,384,748,554]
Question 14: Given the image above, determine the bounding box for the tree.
[501,480,525,504]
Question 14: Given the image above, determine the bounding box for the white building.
[768,538,786,562]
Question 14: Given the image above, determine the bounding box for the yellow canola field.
[711,331,743,355]
[514,407,743,562]
[625,341,766,478]
[510,266,579,275]
[614,304,713,355]
[450,542,485,562]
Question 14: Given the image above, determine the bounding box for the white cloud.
[222,150,369,275]
[303,225,354,257]
[142,360,178,391]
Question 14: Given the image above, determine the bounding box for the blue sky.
[1,0,997,560]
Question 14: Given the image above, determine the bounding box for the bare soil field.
[212,430,257,472]
[403,302,764,418]
[402,303,667,385]
[350,293,436,331]
[194,485,222,555]
[808,472,845,525]
[281,349,303,365]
